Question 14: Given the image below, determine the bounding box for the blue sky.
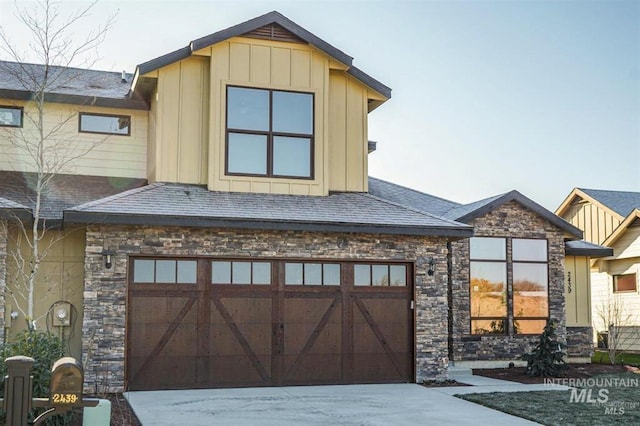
[1,0,638,210]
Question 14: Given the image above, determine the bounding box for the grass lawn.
[459,373,640,426]
[592,350,640,366]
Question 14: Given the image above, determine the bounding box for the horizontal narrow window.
[285,262,341,286]
[79,112,130,136]
[212,261,271,285]
[132,259,196,284]
[354,264,407,287]
[0,106,23,127]
[614,273,637,293]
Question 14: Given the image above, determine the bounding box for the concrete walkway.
[125,373,570,426]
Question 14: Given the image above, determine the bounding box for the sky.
[0,0,638,211]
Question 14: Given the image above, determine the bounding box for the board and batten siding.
[565,256,591,326]
[0,99,147,178]
[170,36,373,196]
[562,201,622,245]
[146,56,209,185]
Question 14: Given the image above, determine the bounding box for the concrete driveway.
[125,383,538,425]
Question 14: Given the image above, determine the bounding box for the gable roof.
[444,190,582,238]
[602,208,640,248]
[0,61,148,109]
[556,188,640,220]
[579,188,640,218]
[65,182,472,237]
[0,171,147,226]
[368,177,582,239]
[134,11,391,99]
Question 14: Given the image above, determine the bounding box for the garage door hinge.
[410,300,414,310]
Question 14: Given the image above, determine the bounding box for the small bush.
[521,320,568,377]
[0,330,74,425]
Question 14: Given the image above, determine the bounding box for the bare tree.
[594,291,639,364]
[0,0,116,327]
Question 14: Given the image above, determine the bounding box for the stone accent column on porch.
[566,326,593,360]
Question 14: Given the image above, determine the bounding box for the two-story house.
[557,188,640,348]
[0,11,605,392]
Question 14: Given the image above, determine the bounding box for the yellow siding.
[611,225,640,260]
[147,93,158,182]
[563,202,622,244]
[0,99,147,178]
[328,71,369,192]
[565,256,592,326]
[5,229,85,358]
[153,56,209,184]
[207,37,338,196]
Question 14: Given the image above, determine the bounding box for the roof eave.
[64,211,473,238]
[0,89,149,110]
[565,246,614,257]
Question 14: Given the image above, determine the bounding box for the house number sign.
[567,271,572,294]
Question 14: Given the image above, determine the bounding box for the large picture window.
[470,237,549,335]
[226,86,314,178]
[470,237,507,335]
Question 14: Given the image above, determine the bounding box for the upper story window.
[226,86,314,179]
[0,106,23,127]
[79,112,131,136]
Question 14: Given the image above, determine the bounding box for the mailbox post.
[2,355,99,425]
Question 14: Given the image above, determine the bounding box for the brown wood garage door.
[127,259,413,390]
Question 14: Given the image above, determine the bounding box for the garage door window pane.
[212,261,231,284]
[233,262,251,284]
[134,260,155,283]
[177,261,197,284]
[304,263,322,285]
[156,260,176,283]
[390,265,407,286]
[253,262,271,284]
[323,264,340,286]
[372,265,389,286]
[354,265,371,286]
[285,263,303,285]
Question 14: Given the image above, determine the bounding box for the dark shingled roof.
[368,178,582,239]
[65,182,472,237]
[0,61,148,109]
[580,188,640,218]
[565,240,613,257]
[368,177,460,217]
[136,11,391,99]
[0,171,147,225]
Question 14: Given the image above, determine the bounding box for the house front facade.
[557,188,640,349]
[0,11,600,392]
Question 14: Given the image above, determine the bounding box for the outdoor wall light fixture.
[427,258,435,276]
[102,249,115,269]
[10,311,18,320]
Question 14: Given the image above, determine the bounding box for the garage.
[127,258,414,390]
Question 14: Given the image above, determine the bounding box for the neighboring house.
[557,188,640,346]
[0,11,602,392]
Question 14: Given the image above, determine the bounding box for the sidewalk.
[439,369,572,395]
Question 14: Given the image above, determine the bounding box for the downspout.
[447,240,454,363]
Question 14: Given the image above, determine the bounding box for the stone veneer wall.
[566,326,593,359]
[0,220,6,342]
[83,225,450,392]
[450,201,567,361]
